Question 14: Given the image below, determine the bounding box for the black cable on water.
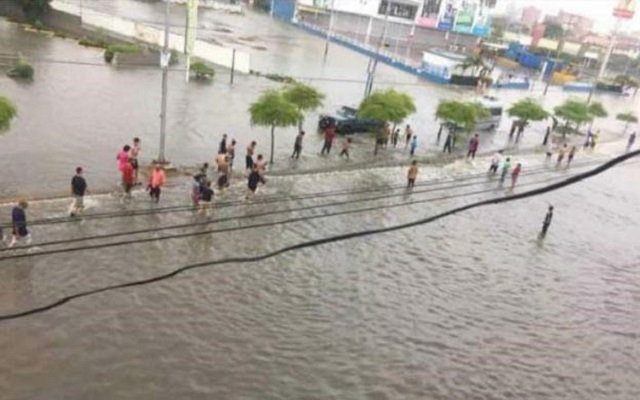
[1,151,636,321]
[0,165,594,255]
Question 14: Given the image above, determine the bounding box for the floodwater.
[1,146,639,399]
[1,2,640,399]
[0,0,636,199]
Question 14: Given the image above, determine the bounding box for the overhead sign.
[437,0,457,31]
[613,0,636,19]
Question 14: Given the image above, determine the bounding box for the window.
[421,0,442,18]
[379,1,418,19]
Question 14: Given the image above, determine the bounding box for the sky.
[494,0,639,33]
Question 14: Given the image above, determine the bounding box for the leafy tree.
[553,100,607,133]
[616,111,638,133]
[358,88,416,124]
[0,96,18,131]
[282,83,325,130]
[456,55,492,78]
[7,62,34,80]
[12,0,51,22]
[190,62,215,80]
[507,98,549,137]
[614,74,639,88]
[543,22,564,40]
[435,100,490,133]
[249,90,303,164]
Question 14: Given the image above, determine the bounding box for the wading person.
[545,142,554,162]
[567,146,576,166]
[117,145,131,174]
[392,128,400,148]
[510,162,522,189]
[339,137,351,159]
[70,167,89,217]
[500,157,512,184]
[198,181,214,216]
[443,132,453,154]
[407,160,418,188]
[246,141,256,170]
[131,137,142,185]
[467,133,479,159]
[291,131,304,159]
[8,199,31,248]
[489,150,502,175]
[557,144,568,166]
[540,206,554,238]
[191,163,208,207]
[410,135,417,156]
[404,124,413,148]
[218,133,228,155]
[320,126,336,155]
[122,158,136,200]
[627,131,636,152]
[217,154,230,189]
[246,164,261,199]
[148,164,166,204]
[227,139,236,170]
[255,154,267,184]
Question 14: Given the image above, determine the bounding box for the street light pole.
[364,2,390,98]
[158,0,171,164]
[324,0,335,60]
[588,19,621,104]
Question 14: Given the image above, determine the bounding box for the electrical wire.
[3,158,608,229]
[1,151,636,321]
[0,172,582,261]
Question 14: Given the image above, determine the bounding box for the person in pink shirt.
[117,145,131,172]
[148,164,166,203]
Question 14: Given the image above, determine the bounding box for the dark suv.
[318,106,384,134]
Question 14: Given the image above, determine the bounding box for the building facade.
[521,6,541,30]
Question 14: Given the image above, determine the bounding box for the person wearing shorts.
[122,158,136,199]
[9,199,31,248]
[70,166,89,216]
[198,181,214,216]
[407,160,418,188]
[246,141,256,170]
[246,165,261,199]
[131,137,141,184]
[148,164,166,203]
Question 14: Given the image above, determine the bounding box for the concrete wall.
[50,0,251,72]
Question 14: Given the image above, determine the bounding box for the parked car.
[318,106,384,134]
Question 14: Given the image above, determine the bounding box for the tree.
[357,88,416,124]
[456,55,491,78]
[0,96,18,131]
[616,111,638,133]
[507,98,549,137]
[435,100,490,133]
[12,0,51,22]
[553,99,607,134]
[282,83,325,130]
[543,22,564,40]
[249,90,303,164]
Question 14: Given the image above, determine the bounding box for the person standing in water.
[148,164,166,203]
[410,135,418,156]
[489,150,502,175]
[467,133,479,159]
[291,131,304,159]
[320,126,336,155]
[392,129,400,148]
[227,139,236,170]
[627,131,636,152]
[510,163,522,188]
[339,137,352,159]
[566,146,576,166]
[545,142,554,162]
[130,137,142,185]
[255,154,267,183]
[540,206,554,238]
[198,181,214,216]
[443,132,453,154]
[557,144,568,166]
[590,130,600,150]
[122,158,136,200]
[246,164,261,199]
[117,145,131,174]
[500,157,512,184]
[192,163,208,207]
[8,199,31,248]
[70,167,89,217]
[218,134,228,155]
[246,141,256,170]
[404,124,413,148]
[407,160,418,188]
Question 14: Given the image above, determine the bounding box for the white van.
[475,96,503,131]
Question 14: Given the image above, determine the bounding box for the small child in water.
[407,160,418,188]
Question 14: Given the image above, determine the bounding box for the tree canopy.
[614,74,639,88]
[588,102,608,118]
[435,100,490,132]
[553,100,608,129]
[543,22,564,39]
[456,55,491,78]
[507,98,549,123]
[0,96,18,131]
[282,83,325,114]
[358,89,416,124]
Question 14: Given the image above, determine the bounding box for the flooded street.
[1,2,640,399]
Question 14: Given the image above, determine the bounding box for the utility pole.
[588,20,621,104]
[158,0,171,164]
[364,2,390,98]
[324,0,335,60]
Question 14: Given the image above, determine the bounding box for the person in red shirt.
[122,158,136,200]
[467,133,479,159]
[320,126,336,155]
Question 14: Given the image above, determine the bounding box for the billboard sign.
[437,0,458,30]
[613,0,636,19]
